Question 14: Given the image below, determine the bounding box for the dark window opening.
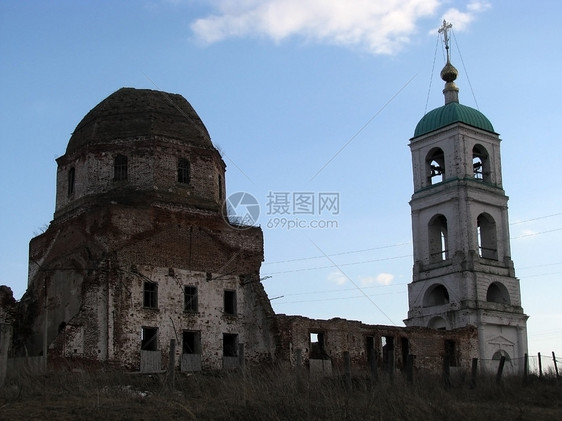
[426,148,445,185]
[477,213,498,260]
[310,332,327,359]
[184,286,198,313]
[224,290,236,315]
[113,154,128,181]
[366,336,375,362]
[428,214,448,262]
[143,281,158,308]
[218,174,223,201]
[401,337,410,370]
[472,145,490,182]
[178,158,190,184]
[67,167,75,196]
[141,327,158,351]
[423,284,450,307]
[223,333,238,357]
[444,340,458,367]
[381,336,394,370]
[486,282,511,304]
[182,331,201,354]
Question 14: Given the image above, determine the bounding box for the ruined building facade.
[404,34,528,372]
[20,88,276,370]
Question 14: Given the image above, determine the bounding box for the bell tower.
[404,21,528,372]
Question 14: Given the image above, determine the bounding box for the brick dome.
[66,88,212,154]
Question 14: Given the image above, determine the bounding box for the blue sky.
[1,1,561,360]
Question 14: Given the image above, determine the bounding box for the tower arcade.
[404,22,528,371]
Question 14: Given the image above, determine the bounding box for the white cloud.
[438,0,491,32]
[191,0,442,55]
[328,270,348,285]
[360,273,395,286]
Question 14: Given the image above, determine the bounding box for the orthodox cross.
[438,19,453,61]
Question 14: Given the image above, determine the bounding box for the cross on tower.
[438,19,453,61]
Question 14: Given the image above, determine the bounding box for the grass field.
[1,365,561,420]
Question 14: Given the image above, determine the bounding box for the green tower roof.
[413,101,495,138]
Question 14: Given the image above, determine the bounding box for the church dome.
[66,88,212,154]
[413,102,495,138]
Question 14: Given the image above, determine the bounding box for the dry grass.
[1,365,561,420]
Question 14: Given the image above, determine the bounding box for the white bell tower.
[404,21,528,372]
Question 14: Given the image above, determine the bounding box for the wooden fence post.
[443,355,451,389]
[239,343,247,406]
[344,351,352,391]
[295,349,303,391]
[523,353,528,385]
[167,339,176,389]
[0,324,13,388]
[470,358,478,389]
[552,352,559,381]
[538,352,543,378]
[496,355,506,385]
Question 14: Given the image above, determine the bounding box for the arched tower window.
[486,282,511,304]
[428,214,448,262]
[426,148,445,185]
[423,284,450,307]
[472,145,490,182]
[428,316,447,330]
[477,213,498,260]
[67,167,75,196]
[113,155,128,181]
[492,350,511,362]
[177,158,190,184]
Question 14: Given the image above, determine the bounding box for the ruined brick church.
[5,24,528,374]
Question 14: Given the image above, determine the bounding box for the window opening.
[218,174,223,201]
[444,340,458,366]
[423,284,450,307]
[401,337,410,370]
[224,290,236,315]
[178,158,190,184]
[426,148,445,185]
[143,281,158,308]
[428,214,448,262]
[366,336,375,362]
[184,286,198,313]
[113,154,128,181]
[486,282,511,304]
[472,145,490,182]
[223,333,238,357]
[141,327,158,351]
[182,331,201,354]
[428,316,447,330]
[477,213,498,260]
[67,167,75,196]
[310,332,327,358]
[381,336,394,370]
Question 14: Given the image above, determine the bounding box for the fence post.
[496,356,506,385]
[523,353,528,385]
[239,343,247,406]
[295,349,303,391]
[443,355,451,389]
[167,339,176,389]
[470,358,478,389]
[538,352,543,378]
[344,351,352,391]
[552,352,559,381]
[0,324,13,388]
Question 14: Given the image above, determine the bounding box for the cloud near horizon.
[190,0,490,55]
